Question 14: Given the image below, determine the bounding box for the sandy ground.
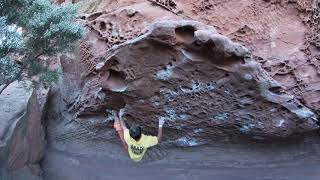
[42,134,320,180]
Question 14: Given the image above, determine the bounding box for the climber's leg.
[114,120,128,150]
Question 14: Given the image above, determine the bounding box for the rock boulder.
[0,81,48,180]
[63,20,318,145]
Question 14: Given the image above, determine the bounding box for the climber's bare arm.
[157,126,163,142]
[112,110,120,123]
[158,118,165,142]
[112,110,128,150]
[119,109,128,130]
[112,109,127,130]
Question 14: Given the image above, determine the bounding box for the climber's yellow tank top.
[124,129,158,162]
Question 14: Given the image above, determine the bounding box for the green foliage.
[40,69,60,88]
[28,61,61,89]
[0,17,23,58]
[0,57,19,84]
[0,0,84,90]
[23,0,84,55]
[0,0,32,23]
[28,60,45,76]
[0,16,22,84]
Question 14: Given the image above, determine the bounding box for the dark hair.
[129,125,142,141]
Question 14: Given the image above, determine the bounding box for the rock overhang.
[68,19,318,143]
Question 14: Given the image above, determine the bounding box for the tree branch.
[0,83,10,95]
[0,52,43,95]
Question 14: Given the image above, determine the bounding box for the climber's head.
[129,124,142,141]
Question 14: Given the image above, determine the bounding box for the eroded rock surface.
[73,0,320,118]
[0,81,49,180]
[59,19,318,145]
[184,0,320,114]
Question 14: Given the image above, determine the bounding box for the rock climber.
[112,109,165,162]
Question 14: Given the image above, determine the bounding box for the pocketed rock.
[0,81,49,180]
[187,0,320,114]
[64,20,318,144]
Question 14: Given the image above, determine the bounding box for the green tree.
[0,0,84,93]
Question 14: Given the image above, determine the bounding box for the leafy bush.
[0,0,84,93]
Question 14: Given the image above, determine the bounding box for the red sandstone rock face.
[189,0,320,115]
[0,82,49,179]
[185,0,320,114]
[60,18,318,144]
[58,0,320,144]
[75,0,320,114]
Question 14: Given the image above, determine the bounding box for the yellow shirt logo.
[130,145,144,155]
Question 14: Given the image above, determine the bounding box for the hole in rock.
[99,21,106,31]
[104,95,126,110]
[198,112,206,118]
[106,70,127,92]
[297,104,303,108]
[168,1,176,7]
[87,12,103,21]
[205,5,212,10]
[268,86,286,95]
[175,25,196,43]
[194,40,202,47]
[187,40,245,65]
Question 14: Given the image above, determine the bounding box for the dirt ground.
[42,133,320,180]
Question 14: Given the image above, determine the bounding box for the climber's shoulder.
[141,134,158,147]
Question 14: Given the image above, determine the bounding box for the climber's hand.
[159,118,165,128]
[119,108,126,118]
[112,110,118,118]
